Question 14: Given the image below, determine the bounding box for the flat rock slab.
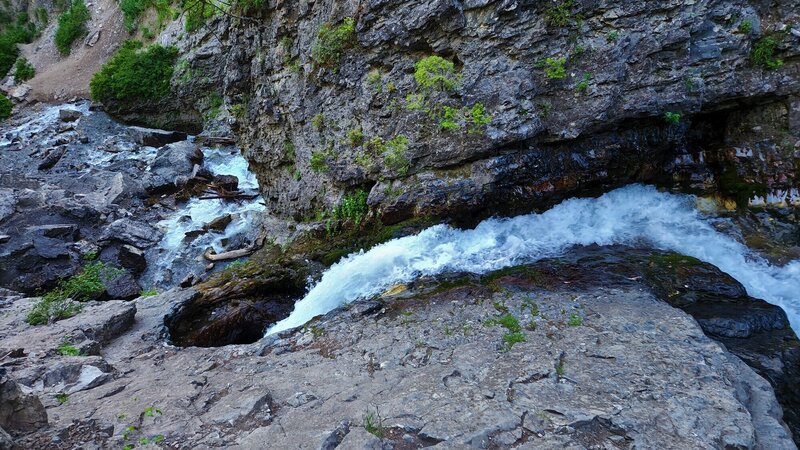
[6,284,794,449]
[127,126,188,147]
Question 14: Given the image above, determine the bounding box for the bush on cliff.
[90,40,178,104]
[0,15,37,75]
[0,93,12,119]
[54,0,90,55]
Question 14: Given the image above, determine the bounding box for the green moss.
[751,36,783,70]
[310,151,329,172]
[346,128,364,146]
[90,40,178,104]
[311,113,325,131]
[414,55,459,92]
[57,341,81,356]
[738,19,753,34]
[381,135,410,175]
[663,111,681,124]
[139,288,158,297]
[311,17,355,66]
[717,166,767,208]
[54,0,90,55]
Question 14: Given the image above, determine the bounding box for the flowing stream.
[268,184,800,334]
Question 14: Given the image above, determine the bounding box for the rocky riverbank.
[0,246,797,449]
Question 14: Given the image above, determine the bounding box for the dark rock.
[27,224,78,239]
[179,273,198,288]
[58,109,82,122]
[37,147,66,171]
[99,219,162,248]
[0,374,47,433]
[0,235,9,244]
[127,126,188,147]
[146,141,204,193]
[103,272,141,300]
[117,244,146,273]
[213,175,238,191]
[204,214,232,231]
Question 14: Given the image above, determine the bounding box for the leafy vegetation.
[90,40,178,104]
[663,111,681,124]
[57,339,81,356]
[568,313,582,326]
[751,36,783,70]
[310,151,329,172]
[311,17,355,66]
[0,94,12,120]
[13,57,34,82]
[333,189,369,226]
[54,0,90,55]
[544,0,576,28]
[183,0,218,32]
[738,19,753,34]
[414,55,459,92]
[575,72,591,93]
[120,0,173,32]
[380,135,410,175]
[0,13,37,75]
[363,410,385,438]
[486,313,527,350]
[26,262,122,325]
[140,288,158,297]
[542,57,567,79]
[346,128,364,146]
[55,393,69,405]
[311,113,325,131]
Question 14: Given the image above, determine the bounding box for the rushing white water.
[268,184,800,334]
[142,147,265,287]
[0,102,91,147]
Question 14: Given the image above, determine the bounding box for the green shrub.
[35,7,48,25]
[347,128,364,146]
[310,151,329,172]
[334,189,369,225]
[90,40,178,104]
[414,55,459,92]
[544,0,574,28]
[466,103,491,133]
[0,21,36,75]
[311,17,355,66]
[0,94,12,120]
[26,262,122,325]
[13,57,34,82]
[183,0,217,32]
[439,106,461,131]
[381,135,410,175]
[311,113,324,131]
[751,36,783,70]
[606,30,619,42]
[57,340,81,356]
[663,111,681,124]
[575,72,591,93]
[54,0,90,56]
[738,19,753,34]
[543,57,567,79]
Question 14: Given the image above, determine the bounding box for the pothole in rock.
[165,290,302,347]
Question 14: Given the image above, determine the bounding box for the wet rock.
[0,426,12,450]
[0,235,9,244]
[213,175,238,192]
[0,373,47,433]
[117,244,146,273]
[146,141,204,193]
[103,272,141,300]
[27,224,78,239]
[204,214,232,231]
[179,273,198,288]
[37,147,66,171]
[58,109,82,122]
[127,126,187,147]
[0,190,13,224]
[99,218,162,248]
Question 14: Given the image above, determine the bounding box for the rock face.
[3,269,797,449]
[160,0,800,224]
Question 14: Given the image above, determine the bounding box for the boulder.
[117,244,146,273]
[37,147,66,171]
[99,218,162,248]
[103,272,141,300]
[0,373,47,433]
[128,126,187,147]
[146,141,204,193]
[204,214,232,231]
[58,109,82,122]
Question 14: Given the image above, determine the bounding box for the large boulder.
[127,126,187,147]
[146,141,204,193]
[0,372,47,433]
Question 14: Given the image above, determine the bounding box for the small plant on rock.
[663,111,682,124]
[751,36,783,70]
[310,151,329,172]
[54,0,90,55]
[738,19,753,34]
[414,55,460,93]
[13,57,35,82]
[333,189,369,226]
[311,17,356,66]
[363,409,385,438]
[381,135,410,175]
[0,94,12,120]
[57,338,81,356]
[542,57,567,79]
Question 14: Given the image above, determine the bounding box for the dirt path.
[19,0,128,101]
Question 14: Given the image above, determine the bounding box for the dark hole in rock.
[165,283,304,347]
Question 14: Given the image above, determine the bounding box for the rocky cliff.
[159,0,800,225]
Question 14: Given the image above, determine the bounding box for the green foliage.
[606,30,619,42]
[738,19,753,34]
[363,411,384,438]
[13,57,34,82]
[140,288,158,297]
[381,135,410,175]
[311,17,355,66]
[366,68,382,90]
[283,139,296,160]
[55,393,69,405]
[663,111,681,124]
[502,332,526,348]
[439,105,461,131]
[57,339,81,356]
[575,72,591,93]
[26,262,122,325]
[0,17,36,75]
[334,189,369,226]
[486,313,526,350]
[751,36,783,70]
[568,313,582,326]
[54,0,90,56]
[311,113,324,131]
[542,57,566,79]
[405,93,425,110]
[346,128,364,146]
[90,40,178,104]
[205,91,222,119]
[183,0,218,32]
[0,94,11,120]
[35,7,48,25]
[310,151,329,172]
[465,103,491,133]
[414,55,459,92]
[555,361,565,376]
[120,0,151,31]
[143,406,163,417]
[544,0,574,28]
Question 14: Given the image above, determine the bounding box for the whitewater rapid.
[268,184,800,335]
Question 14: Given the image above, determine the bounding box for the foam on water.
[0,102,91,147]
[268,184,800,334]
